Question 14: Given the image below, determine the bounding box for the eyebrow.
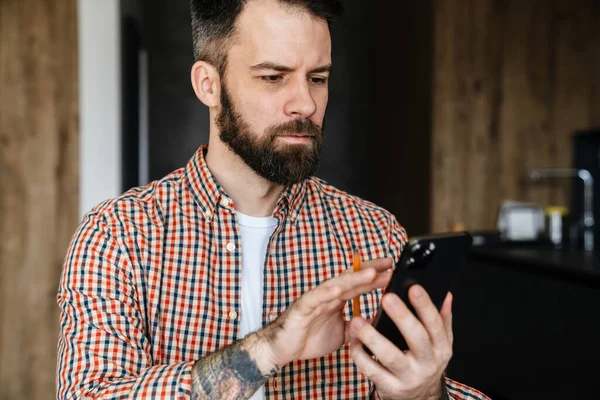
[250,62,332,74]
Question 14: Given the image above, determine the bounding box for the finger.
[359,257,394,272]
[339,268,392,301]
[341,257,393,278]
[322,267,379,297]
[349,317,407,374]
[440,292,453,346]
[321,268,386,315]
[349,338,397,387]
[301,259,393,316]
[295,284,342,315]
[323,258,393,300]
[344,317,375,344]
[298,267,379,315]
[408,285,449,350]
[383,293,433,359]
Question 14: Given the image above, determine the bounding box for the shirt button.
[269,311,277,322]
[221,197,230,207]
[226,243,236,252]
[204,210,213,219]
[228,310,238,320]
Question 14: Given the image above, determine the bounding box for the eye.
[261,75,283,83]
[309,76,328,85]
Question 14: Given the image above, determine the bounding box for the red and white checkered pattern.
[56,144,489,399]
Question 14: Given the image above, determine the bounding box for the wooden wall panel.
[0,0,78,399]
[431,0,600,232]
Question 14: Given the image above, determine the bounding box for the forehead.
[229,0,332,68]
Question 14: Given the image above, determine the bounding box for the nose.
[283,78,317,119]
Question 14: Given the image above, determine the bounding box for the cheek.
[240,93,284,129]
[312,91,329,122]
[236,88,329,129]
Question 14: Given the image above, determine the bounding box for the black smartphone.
[368,231,473,353]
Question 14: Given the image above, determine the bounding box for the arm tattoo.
[191,335,280,400]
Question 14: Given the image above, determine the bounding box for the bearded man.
[56,1,490,399]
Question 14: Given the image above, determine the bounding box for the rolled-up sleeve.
[56,211,194,399]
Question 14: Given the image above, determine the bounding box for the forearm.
[191,330,280,400]
[373,375,451,400]
[439,374,451,400]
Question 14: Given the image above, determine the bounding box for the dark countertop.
[468,244,600,283]
[451,242,600,399]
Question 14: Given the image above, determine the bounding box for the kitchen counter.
[468,245,600,284]
[448,238,600,399]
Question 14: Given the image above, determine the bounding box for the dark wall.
[138,0,433,236]
[369,1,433,236]
[317,0,374,199]
[143,1,208,179]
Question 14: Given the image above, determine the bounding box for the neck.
[205,138,285,218]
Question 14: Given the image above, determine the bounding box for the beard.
[216,83,324,187]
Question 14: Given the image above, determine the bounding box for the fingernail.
[353,318,366,330]
[412,285,425,299]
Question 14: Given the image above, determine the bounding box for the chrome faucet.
[529,168,595,252]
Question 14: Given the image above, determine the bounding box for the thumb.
[343,317,375,344]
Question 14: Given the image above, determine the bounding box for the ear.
[191,61,221,108]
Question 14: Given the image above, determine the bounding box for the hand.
[349,285,453,400]
[256,258,393,371]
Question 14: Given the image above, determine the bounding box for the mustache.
[265,119,322,138]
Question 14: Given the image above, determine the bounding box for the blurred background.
[1,0,599,398]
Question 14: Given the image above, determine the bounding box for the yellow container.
[544,206,569,248]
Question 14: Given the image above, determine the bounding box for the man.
[56,0,489,399]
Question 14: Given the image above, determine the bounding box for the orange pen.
[352,250,361,318]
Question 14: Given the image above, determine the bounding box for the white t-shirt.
[236,211,277,400]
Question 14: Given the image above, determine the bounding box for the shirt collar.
[185,144,307,223]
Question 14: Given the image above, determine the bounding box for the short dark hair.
[190,0,344,75]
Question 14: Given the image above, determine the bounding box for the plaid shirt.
[57,144,489,399]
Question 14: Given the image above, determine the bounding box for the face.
[216,0,332,186]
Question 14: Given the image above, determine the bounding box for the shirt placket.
[214,199,244,344]
[263,207,289,397]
